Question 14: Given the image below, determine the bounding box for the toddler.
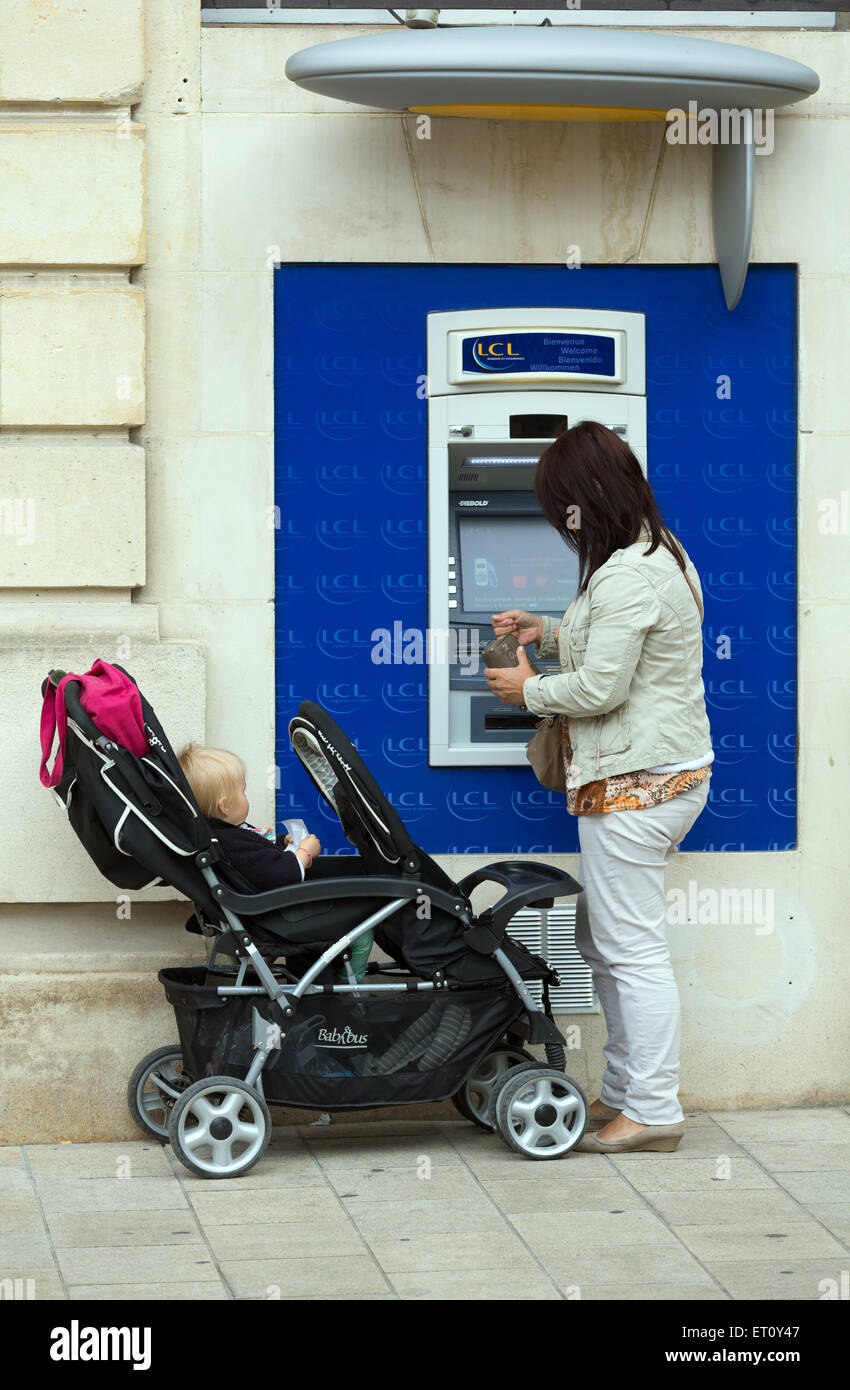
[177,743,372,981]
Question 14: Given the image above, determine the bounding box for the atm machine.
[427,308,647,767]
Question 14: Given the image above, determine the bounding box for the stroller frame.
[43,668,588,1177]
[196,856,564,1102]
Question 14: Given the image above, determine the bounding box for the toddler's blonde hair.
[178,743,246,820]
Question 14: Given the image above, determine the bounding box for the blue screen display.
[458,515,579,613]
[461,331,616,376]
[274,264,797,854]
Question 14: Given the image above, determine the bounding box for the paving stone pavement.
[2,1107,849,1301]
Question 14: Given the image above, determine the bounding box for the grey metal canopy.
[286,27,819,309]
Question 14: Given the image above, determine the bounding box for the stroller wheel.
[494,1066,587,1160]
[127,1045,188,1141]
[168,1076,271,1179]
[484,1061,545,1131]
[452,1045,536,1130]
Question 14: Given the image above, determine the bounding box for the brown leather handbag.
[525,712,567,793]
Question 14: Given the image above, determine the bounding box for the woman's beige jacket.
[521,529,713,793]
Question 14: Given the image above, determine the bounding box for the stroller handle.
[42,668,104,746]
[457,859,583,931]
[458,859,580,898]
[40,668,67,699]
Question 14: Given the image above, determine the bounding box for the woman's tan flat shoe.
[576,1122,684,1154]
[585,1103,621,1132]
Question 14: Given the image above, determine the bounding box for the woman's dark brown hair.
[534,418,687,592]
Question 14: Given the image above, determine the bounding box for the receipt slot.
[427,307,647,767]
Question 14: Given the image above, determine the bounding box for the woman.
[484,419,713,1154]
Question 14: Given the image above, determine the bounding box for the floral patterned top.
[559,716,711,816]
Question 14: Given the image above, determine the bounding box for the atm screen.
[458,515,578,613]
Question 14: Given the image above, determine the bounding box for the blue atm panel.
[274,264,797,854]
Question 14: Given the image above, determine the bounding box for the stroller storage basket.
[160,966,525,1111]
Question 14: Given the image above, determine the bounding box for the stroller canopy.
[40,663,221,918]
[287,701,555,984]
[288,701,419,871]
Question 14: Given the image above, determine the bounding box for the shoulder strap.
[682,566,704,622]
[39,682,59,787]
[39,674,72,787]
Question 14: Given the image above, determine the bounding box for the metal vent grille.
[509,904,598,1013]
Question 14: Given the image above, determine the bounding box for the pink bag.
[39,659,149,789]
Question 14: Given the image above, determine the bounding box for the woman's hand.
[484,645,537,706]
[491,609,543,648]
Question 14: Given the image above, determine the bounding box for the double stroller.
[41,664,588,1178]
